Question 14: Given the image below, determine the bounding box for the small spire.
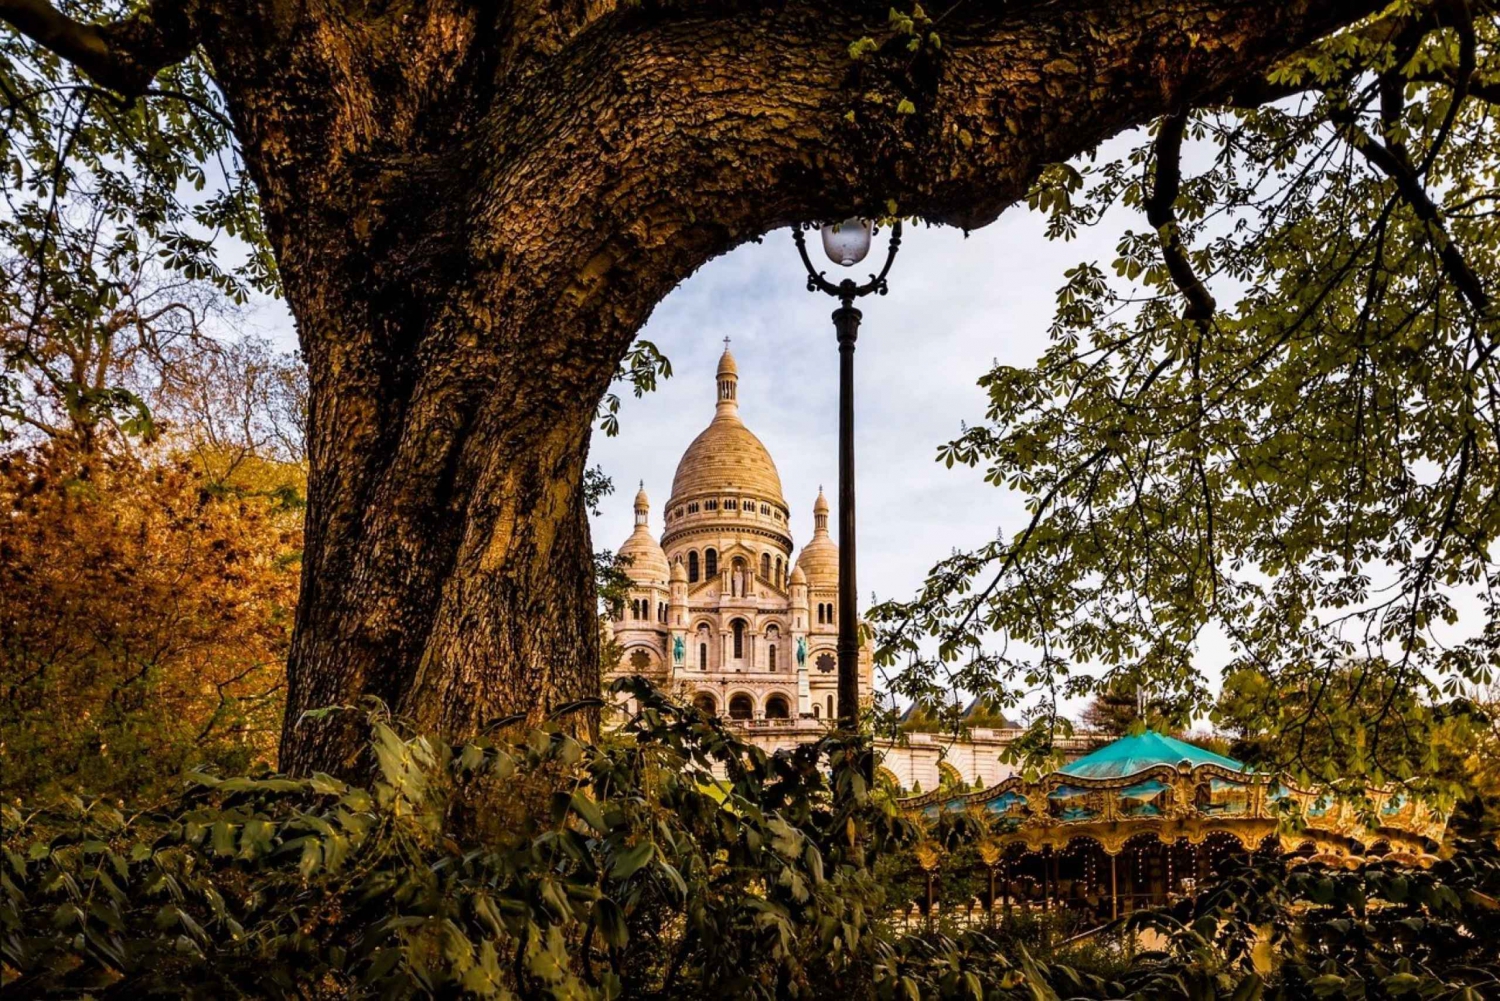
[813,487,830,532]
[716,340,739,411]
[633,483,649,525]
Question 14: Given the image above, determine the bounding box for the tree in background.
[1212,661,1451,781]
[1213,660,1500,835]
[1431,682,1500,840]
[1,214,306,796]
[0,442,301,799]
[1078,674,1191,737]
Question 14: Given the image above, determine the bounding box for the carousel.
[899,730,1448,922]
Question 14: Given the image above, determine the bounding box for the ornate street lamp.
[792,217,902,739]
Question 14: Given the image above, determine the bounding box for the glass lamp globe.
[820,217,873,267]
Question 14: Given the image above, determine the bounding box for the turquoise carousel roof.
[1058,730,1245,781]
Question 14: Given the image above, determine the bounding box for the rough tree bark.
[2,0,1390,775]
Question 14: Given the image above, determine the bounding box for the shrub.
[4,678,1497,999]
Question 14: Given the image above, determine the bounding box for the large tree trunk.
[1,0,1392,774]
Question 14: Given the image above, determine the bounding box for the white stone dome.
[667,345,786,508]
[619,485,669,584]
[794,488,838,587]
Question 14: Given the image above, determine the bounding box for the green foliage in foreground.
[3,680,1498,1000]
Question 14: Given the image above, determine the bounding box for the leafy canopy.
[873,2,1500,791]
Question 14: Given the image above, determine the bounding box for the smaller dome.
[795,491,838,587]
[619,487,668,585]
[620,531,669,584]
[795,536,838,587]
[717,348,738,378]
[789,564,807,585]
[670,559,687,583]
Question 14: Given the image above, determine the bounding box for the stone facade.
[605,346,1053,789]
[607,345,871,726]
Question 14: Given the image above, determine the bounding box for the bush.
[4,679,1497,999]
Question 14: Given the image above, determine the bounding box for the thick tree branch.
[1145,111,1216,325]
[0,0,201,95]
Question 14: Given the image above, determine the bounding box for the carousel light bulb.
[821,217,874,266]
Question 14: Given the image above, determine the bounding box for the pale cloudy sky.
[585,212,1133,716]
[587,216,1061,619]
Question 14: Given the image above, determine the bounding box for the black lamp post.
[792,218,902,739]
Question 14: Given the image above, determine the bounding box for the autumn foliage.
[0,443,302,800]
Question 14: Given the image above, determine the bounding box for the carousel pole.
[1003,859,1012,925]
[925,869,935,932]
[1110,854,1119,921]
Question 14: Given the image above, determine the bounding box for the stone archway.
[728,693,754,720]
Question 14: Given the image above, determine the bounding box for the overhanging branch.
[0,0,201,95]
[1145,111,1216,326]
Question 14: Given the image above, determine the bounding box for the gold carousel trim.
[899,734,1446,865]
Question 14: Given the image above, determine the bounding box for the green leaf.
[595,897,628,947]
[611,841,654,880]
[570,791,607,833]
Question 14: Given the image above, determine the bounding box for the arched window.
[729,694,754,719]
[693,693,717,715]
[816,604,824,624]
[775,557,783,585]
[760,553,771,579]
[765,695,790,719]
[732,619,745,659]
[812,704,821,719]
[658,603,666,622]
[725,499,737,510]
[699,644,708,669]
[827,695,834,718]
[688,551,699,582]
[768,644,777,670]
[704,549,718,577]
